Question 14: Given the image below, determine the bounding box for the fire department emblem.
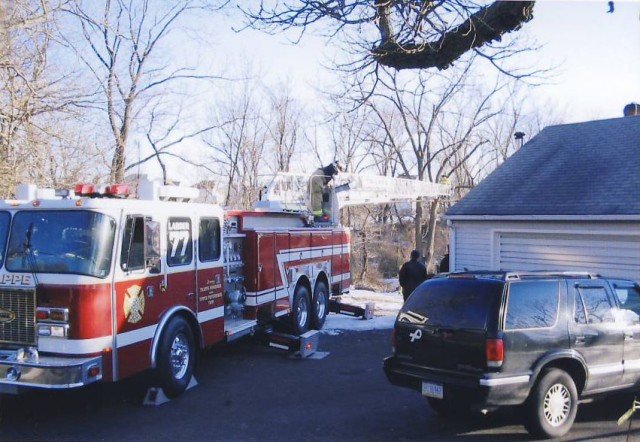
[0,308,15,323]
[124,285,145,324]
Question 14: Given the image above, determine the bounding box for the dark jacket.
[398,259,427,300]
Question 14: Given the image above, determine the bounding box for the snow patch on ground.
[322,286,402,334]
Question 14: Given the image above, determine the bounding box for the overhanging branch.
[373,1,535,70]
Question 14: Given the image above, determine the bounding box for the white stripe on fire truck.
[244,273,350,307]
[244,287,288,306]
[197,306,224,323]
[117,306,224,348]
[40,307,225,353]
[284,245,351,260]
[331,272,350,284]
[38,335,114,354]
[117,324,157,348]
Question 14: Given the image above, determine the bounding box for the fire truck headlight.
[38,325,68,338]
[50,325,66,337]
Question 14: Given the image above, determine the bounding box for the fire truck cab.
[0,179,350,397]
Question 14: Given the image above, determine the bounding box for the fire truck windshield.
[5,210,116,278]
[0,211,10,268]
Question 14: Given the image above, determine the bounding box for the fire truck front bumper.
[0,348,102,394]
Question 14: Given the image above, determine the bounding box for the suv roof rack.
[446,270,600,282]
[504,271,600,280]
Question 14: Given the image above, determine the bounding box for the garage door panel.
[501,236,638,250]
[498,232,640,281]
[501,245,639,263]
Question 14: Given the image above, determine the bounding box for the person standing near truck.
[309,162,340,221]
[398,250,427,302]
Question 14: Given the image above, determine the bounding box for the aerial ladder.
[254,172,451,225]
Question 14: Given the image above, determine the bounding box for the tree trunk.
[110,141,126,183]
[423,198,440,274]
[357,230,368,282]
[413,199,423,254]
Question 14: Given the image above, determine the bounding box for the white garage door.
[498,232,640,281]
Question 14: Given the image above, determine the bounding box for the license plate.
[421,381,443,399]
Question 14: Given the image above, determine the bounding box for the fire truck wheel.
[291,285,311,335]
[311,281,329,330]
[155,316,195,399]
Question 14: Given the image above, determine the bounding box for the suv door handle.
[575,332,598,344]
[625,332,634,341]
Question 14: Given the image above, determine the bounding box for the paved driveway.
[1,327,639,441]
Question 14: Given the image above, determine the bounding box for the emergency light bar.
[74,183,130,198]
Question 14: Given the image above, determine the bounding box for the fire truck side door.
[115,214,167,380]
[166,216,197,312]
[196,216,224,345]
[257,232,276,304]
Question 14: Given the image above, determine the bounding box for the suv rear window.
[400,278,504,330]
[505,281,560,329]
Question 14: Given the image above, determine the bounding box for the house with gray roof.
[445,111,640,282]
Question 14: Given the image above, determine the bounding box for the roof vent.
[514,131,526,149]
[623,103,640,117]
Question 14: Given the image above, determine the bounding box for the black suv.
[383,271,640,439]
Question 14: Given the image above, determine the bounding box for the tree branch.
[372,1,535,70]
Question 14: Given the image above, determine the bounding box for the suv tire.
[524,368,578,439]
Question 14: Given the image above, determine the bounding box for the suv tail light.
[391,329,397,353]
[486,338,504,368]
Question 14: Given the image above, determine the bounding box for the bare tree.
[353,59,519,271]
[264,82,306,173]
[61,0,225,183]
[0,0,99,197]
[202,73,268,208]
[122,102,219,184]
[241,1,535,72]
[451,85,562,196]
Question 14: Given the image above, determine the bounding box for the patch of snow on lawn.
[322,286,403,334]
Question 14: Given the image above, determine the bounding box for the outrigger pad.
[289,330,329,359]
[364,302,375,320]
[143,376,198,406]
[290,351,330,360]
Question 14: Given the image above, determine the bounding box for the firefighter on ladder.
[309,162,341,222]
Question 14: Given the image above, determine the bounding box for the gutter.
[445,215,640,222]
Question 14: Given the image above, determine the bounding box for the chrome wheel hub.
[298,296,308,327]
[170,333,190,379]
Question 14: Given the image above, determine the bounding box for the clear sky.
[211,1,640,123]
[153,1,640,184]
[529,0,640,122]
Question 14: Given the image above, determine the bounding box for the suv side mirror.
[144,219,161,274]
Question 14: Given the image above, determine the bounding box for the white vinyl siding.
[450,220,640,283]
[451,226,492,271]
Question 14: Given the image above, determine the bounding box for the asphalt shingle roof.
[447,116,640,216]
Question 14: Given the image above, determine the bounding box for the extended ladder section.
[332,173,449,208]
[255,172,450,218]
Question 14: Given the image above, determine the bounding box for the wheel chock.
[143,376,198,406]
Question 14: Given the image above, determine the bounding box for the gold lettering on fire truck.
[199,278,223,305]
[124,284,145,324]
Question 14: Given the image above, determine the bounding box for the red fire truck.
[0,174,447,399]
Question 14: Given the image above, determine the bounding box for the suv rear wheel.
[524,368,578,439]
